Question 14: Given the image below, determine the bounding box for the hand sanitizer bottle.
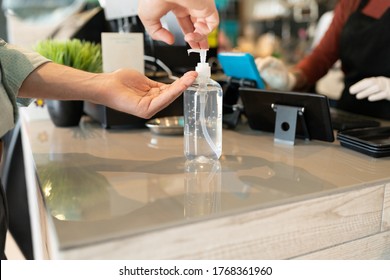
[184,49,223,161]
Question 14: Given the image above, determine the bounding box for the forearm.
[18,62,107,103]
[293,0,358,89]
[17,58,197,119]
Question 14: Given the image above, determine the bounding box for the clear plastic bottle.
[184,49,223,160]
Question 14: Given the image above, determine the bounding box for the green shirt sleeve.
[0,38,50,137]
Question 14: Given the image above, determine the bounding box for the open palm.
[100,69,197,119]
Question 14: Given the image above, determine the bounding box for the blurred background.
[1,0,337,63]
[0,0,343,103]
[0,0,344,116]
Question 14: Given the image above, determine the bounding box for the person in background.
[0,0,219,260]
[138,0,219,49]
[256,0,390,120]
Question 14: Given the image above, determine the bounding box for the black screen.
[239,88,335,142]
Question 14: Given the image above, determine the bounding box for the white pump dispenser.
[187,49,211,84]
[184,49,223,161]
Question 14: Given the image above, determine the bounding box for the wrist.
[83,72,110,105]
[290,69,307,91]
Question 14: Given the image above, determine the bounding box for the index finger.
[184,33,209,49]
[349,78,375,94]
[149,71,198,114]
[143,21,176,45]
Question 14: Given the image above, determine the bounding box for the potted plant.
[34,39,102,127]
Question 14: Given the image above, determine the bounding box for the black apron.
[337,0,390,119]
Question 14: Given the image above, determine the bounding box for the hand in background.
[349,76,390,102]
[137,0,219,49]
[255,56,296,91]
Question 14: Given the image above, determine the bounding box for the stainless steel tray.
[146,116,184,135]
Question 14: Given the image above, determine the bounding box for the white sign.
[101,32,144,74]
[101,0,138,20]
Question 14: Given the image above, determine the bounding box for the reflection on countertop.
[35,150,336,249]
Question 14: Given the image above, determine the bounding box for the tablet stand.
[272,104,310,145]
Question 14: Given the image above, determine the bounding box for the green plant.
[34,38,102,73]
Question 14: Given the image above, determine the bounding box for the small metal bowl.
[146,116,184,135]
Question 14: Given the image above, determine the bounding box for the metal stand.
[272,104,310,145]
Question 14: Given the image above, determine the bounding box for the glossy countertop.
[19,107,390,256]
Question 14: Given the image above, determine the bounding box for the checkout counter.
[18,105,390,260]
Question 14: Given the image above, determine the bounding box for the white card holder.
[101,32,144,74]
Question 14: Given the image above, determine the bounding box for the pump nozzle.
[188,49,211,83]
[187,49,208,63]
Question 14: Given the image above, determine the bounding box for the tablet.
[239,88,335,143]
[218,52,265,89]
